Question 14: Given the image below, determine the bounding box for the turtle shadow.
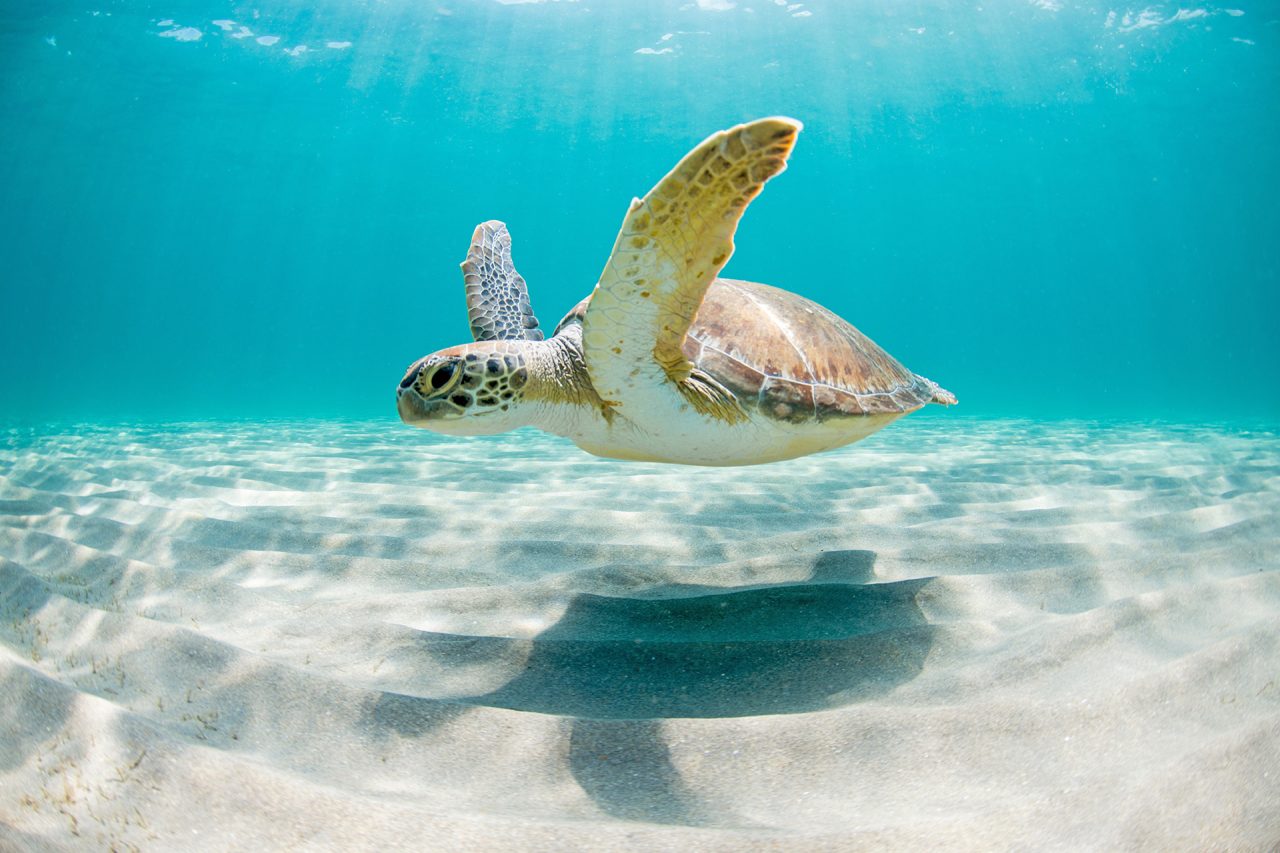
[360,550,937,827]
[466,549,936,826]
[567,719,716,826]
[469,549,935,719]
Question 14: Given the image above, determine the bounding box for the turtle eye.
[429,361,456,390]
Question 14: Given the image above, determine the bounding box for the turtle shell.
[555,278,941,423]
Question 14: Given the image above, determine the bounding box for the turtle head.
[397,343,533,435]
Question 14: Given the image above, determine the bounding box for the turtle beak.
[397,387,423,424]
[397,364,431,425]
[397,383,442,426]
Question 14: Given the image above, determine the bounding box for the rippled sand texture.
[1,420,1277,850]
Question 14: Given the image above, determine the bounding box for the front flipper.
[580,118,801,423]
[461,220,544,342]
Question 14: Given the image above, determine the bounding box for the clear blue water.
[1,0,1276,423]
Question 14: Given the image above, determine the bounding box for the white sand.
[1,418,1277,850]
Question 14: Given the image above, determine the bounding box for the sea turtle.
[397,117,955,466]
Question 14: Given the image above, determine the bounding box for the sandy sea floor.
[0,418,1277,850]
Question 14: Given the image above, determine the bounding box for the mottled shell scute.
[758,377,814,424]
[683,278,937,422]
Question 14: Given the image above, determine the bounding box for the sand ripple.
[1,419,1277,849]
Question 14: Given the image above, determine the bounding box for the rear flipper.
[917,375,957,406]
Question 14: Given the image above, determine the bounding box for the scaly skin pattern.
[461,221,544,343]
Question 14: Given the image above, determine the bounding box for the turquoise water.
[1,0,1277,423]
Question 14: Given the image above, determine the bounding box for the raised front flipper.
[462,221,544,342]
[580,118,800,423]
